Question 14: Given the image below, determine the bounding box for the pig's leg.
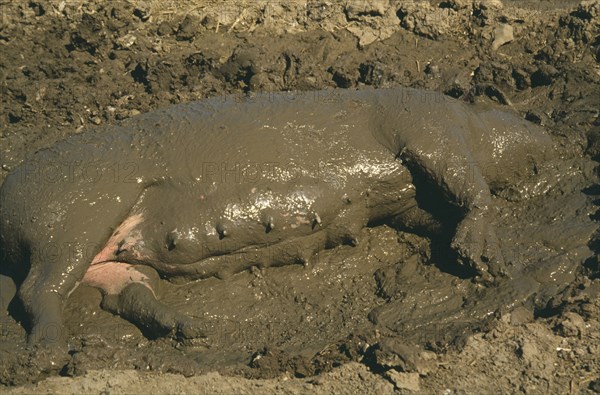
[399,127,505,282]
[17,250,76,371]
[82,262,205,341]
[391,201,444,235]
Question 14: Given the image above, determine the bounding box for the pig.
[0,88,554,368]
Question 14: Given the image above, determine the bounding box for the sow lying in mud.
[0,87,554,363]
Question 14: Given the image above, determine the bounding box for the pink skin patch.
[91,213,145,264]
[82,262,152,295]
[82,213,154,296]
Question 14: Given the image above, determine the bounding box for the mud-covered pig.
[0,88,554,364]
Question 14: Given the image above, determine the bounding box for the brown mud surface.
[0,0,599,393]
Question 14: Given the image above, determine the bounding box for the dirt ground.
[0,0,599,393]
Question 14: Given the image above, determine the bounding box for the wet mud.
[0,1,598,393]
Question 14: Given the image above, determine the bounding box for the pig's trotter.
[100,283,206,341]
[450,209,506,282]
[25,341,70,376]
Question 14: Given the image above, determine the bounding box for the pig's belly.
[83,153,416,283]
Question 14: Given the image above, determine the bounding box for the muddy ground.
[0,0,599,393]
